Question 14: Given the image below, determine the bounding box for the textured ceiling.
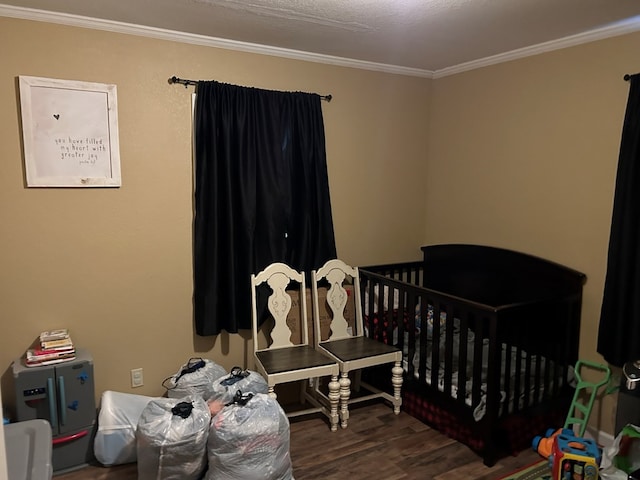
[2,0,640,75]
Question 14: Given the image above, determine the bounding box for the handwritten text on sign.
[54,136,108,165]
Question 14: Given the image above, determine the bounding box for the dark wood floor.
[54,402,542,480]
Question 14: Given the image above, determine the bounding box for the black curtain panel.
[598,74,640,367]
[193,81,337,335]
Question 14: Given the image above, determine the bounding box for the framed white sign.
[18,76,121,187]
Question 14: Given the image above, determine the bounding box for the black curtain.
[193,81,337,335]
[598,74,640,367]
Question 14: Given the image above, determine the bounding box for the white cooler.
[94,391,156,466]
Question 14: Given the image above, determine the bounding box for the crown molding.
[433,15,640,78]
[0,4,434,78]
[2,4,640,80]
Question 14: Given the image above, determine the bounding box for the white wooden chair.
[311,259,403,429]
[251,262,341,431]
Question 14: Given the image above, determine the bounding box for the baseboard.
[585,425,615,448]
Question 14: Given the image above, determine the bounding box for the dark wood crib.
[359,244,586,466]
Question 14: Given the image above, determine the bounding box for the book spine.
[39,329,70,342]
[40,338,73,349]
[25,356,76,367]
[27,349,75,361]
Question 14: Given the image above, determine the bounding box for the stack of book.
[25,329,76,367]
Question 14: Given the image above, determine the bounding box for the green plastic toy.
[564,359,611,437]
[532,360,612,459]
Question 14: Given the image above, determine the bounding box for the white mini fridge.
[12,349,96,474]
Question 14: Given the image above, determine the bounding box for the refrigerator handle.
[52,430,88,445]
[58,375,67,426]
[47,377,57,427]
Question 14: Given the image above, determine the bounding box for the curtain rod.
[624,73,638,81]
[168,76,332,102]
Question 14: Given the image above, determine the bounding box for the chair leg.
[328,375,340,432]
[268,385,277,399]
[339,372,351,429]
[391,361,403,414]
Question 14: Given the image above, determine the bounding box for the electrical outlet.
[131,368,144,388]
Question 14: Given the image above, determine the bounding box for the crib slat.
[456,312,469,405]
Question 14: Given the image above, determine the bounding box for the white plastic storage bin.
[5,419,53,480]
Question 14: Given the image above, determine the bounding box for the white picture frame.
[18,75,121,187]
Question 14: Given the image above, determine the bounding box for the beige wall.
[0,17,430,413]
[426,33,640,434]
[1,14,636,436]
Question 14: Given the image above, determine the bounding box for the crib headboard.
[421,244,586,308]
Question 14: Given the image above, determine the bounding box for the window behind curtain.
[192,81,337,336]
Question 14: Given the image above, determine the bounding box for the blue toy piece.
[555,431,601,463]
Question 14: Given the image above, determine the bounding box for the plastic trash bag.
[206,392,293,480]
[163,357,227,400]
[600,424,640,480]
[208,367,269,404]
[136,396,211,480]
